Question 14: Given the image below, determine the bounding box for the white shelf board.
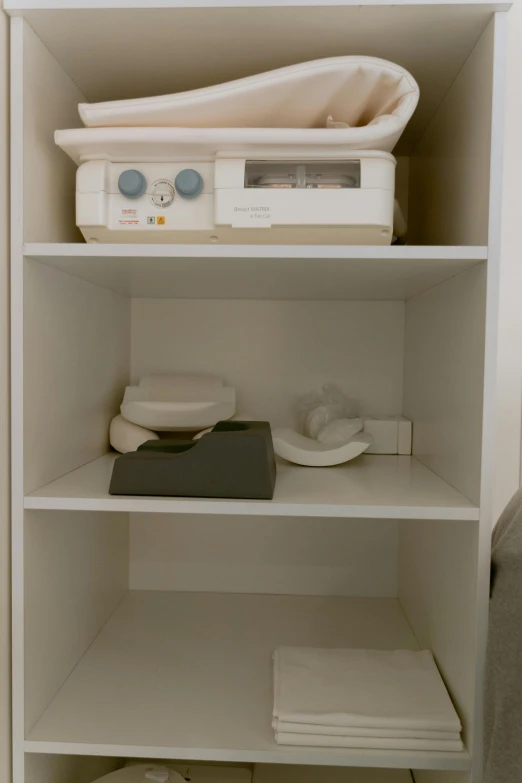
[25,590,470,770]
[23,244,487,300]
[25,453,479,519]
[5,4,506,155]
[4,0,512,9]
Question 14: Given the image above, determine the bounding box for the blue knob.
[175,169,203,199]
[118,169,147,199]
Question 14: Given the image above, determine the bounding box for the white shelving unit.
[24,453,479,520]
[23,592,470,771]
[7,2,519,783]
[23,244,487,300]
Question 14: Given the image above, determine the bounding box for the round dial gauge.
[150,179,175,208]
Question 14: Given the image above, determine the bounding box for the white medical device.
[56,56,418,245]
[74,151,397,245]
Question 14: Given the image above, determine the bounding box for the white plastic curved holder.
[272,428,373,467]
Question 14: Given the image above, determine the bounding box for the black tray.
[109,420,276,500]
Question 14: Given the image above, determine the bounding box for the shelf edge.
[23,740,472,771]
[23,495,480,520]
[22,243,489,261]
[5,0,513,12]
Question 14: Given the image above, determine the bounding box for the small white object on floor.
[90,765,186,783]
[273,646,462,734]
[109,414,158,454]
[272,429,372,467]
[124,762,251,783]
[317,417,363,446]
[363,416,412,455]
[145,770,170,783]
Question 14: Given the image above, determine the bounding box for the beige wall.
[0,6,10,783]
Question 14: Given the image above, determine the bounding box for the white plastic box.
[363,416,412,455]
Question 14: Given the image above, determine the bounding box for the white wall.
[0,6,10,783]
[399,520,479,752]
[130,514,399,597]
[131,299,406,428]
[408,18,494,246]
[23,260,130,493]
[24,510,129,735]
[403,264,486,505]
[22,21,85,243]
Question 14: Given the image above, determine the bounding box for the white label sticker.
[119,208,140,226]
[231,205,272,228]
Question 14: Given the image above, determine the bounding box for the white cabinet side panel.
[399,520,478,753]
[473,15,509,783]
[403,264,486,504]
[0,8,10,783]
[11,17,26,783]
[22,20,84,242]
[490,2,522,521]
[130,514,398,597]
[408,19,494,245]
[24,510,129,734]
[25,754,120,783]
[24,260,130,493]
[131,299,405,427]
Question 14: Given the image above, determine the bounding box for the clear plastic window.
[244,160,361,189]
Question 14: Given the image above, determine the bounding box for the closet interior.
[6,2,513,783]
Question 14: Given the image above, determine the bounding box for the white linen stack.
[272,647,463,751]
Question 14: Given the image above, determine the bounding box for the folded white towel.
[272,719,460,741]
[274,733,464,752]
[273,647,462,733]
